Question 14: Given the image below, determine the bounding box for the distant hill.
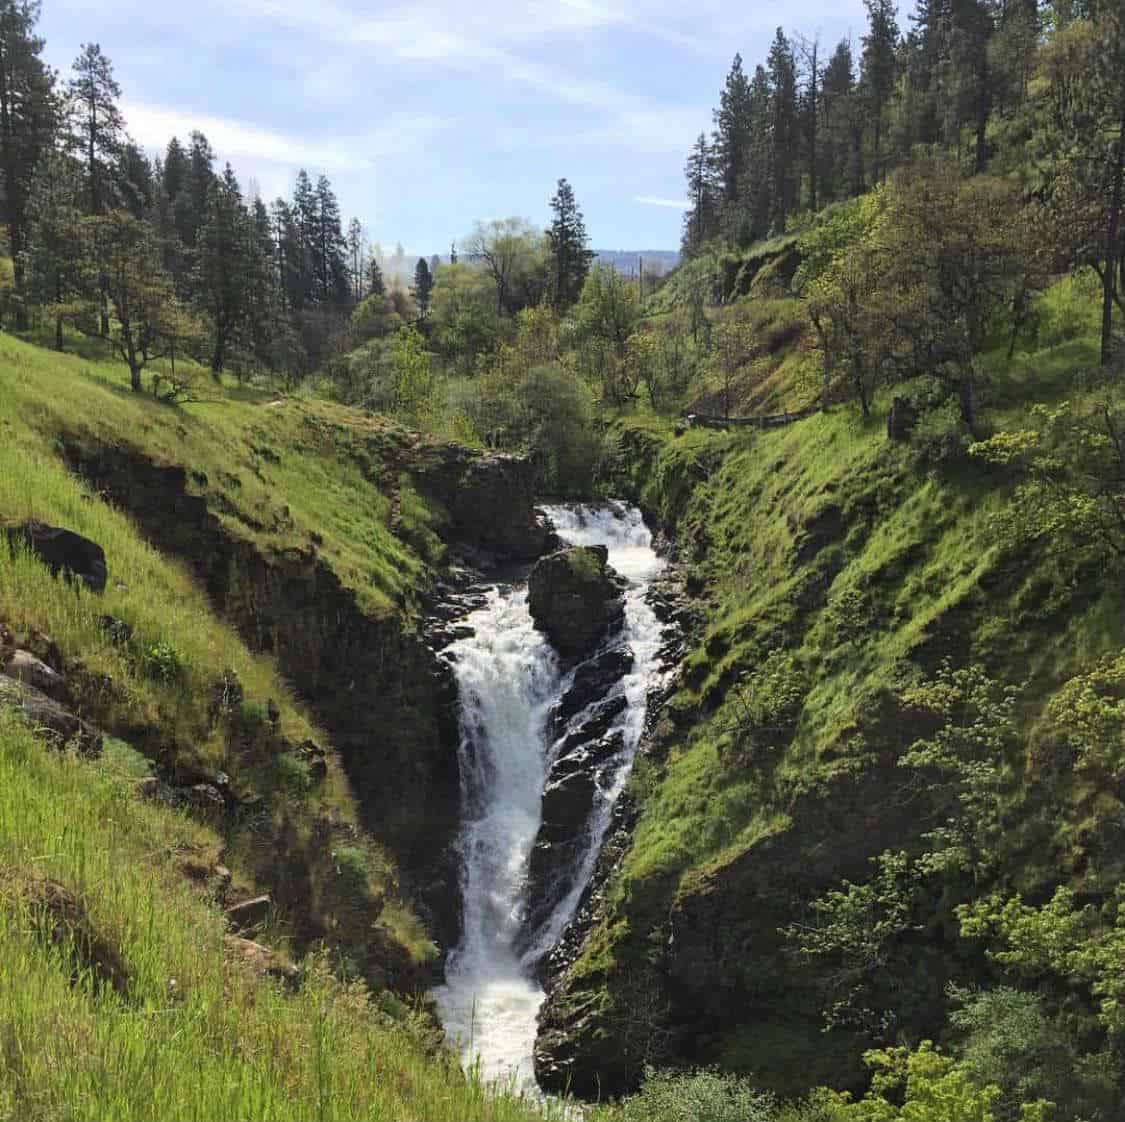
[594,250,680,277]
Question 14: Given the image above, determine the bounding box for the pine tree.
[367,255,386,298]
[68,43,123,215]
[713,54,754,237]
[346,216,364,304]
[821,39,858,202]
[412,256,434,319]
[767,28,799,230]
[682,132,720,256]
[796,35,823,213]
[25,148,84,350]
[291,169,317,309]
[196,163,248,376]
[861,0,900,184]
[739,64,773,241]
[0,0,57,329]
[546,176,594,310]
[117,140,153,219]
[314,174,348,307]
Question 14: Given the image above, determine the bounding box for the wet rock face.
[528,546,626,660]
[520,644,634,956]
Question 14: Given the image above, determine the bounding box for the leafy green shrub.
[600,1068,778,1122]
[139,640,183,684]
[1040,651,1125,779]
[1031,271,1102,350]
[332,846,370,898]
[239,700,269,731]
[274,753,311,796]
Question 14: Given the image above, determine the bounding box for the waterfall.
[434,502,668,1090]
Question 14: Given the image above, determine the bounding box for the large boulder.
[528,546,625,660]
[4,522,107,592]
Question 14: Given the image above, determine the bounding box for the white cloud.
[635,195,688,209]
[122,100,445,171]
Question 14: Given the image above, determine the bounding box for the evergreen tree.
[682,132,720,256]
[412,256,434,319]
[346,216,364,304]
[0,0,57,329]
[821,39,858,202]
[546,176,594,310]
[713,54,754,236]
[314,174,348,307]
[796,35,823,213]
[861,0,901,183]
[367,255,386,298]
[25,147,84,350]
[68,43,122,214]
[767,28,799,230]
[291,169,317,308]
[196,163,247,376]
[117,140,153,219]
[739,64,773,241]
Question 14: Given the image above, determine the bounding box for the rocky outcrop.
[411,445,550,562]
[4,521,107,592]
[3,648,69,702]
[0,674,103,756]
[59,439,462,942]
[528,546,625,659]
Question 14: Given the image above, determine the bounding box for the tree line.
[0,2,602,397]
[682,1,1124,366]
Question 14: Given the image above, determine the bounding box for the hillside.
[535,279,1125,1116]
[0,337,559,1120]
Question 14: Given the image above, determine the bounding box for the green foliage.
[595,1068,778,1122]
[819,1041,1051,1122]
[948,986,1117,1122]
[1041,651,1125,780]
[139,638,184,684]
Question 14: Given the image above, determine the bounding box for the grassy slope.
[0,339,553,1117]
[0,707,553,1122]
[558,299,1125,1092]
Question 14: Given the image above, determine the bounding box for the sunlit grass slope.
[0,707,556,1122]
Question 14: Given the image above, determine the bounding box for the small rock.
[3,649,68,703]
[225,894,272,930]
[136,776,161,800]
[97,615,133,645]
[224,934,300,988]
[185,783,226,821]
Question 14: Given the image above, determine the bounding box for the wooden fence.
[681,402,821,431]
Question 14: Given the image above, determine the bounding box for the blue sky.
[40,0,870,255]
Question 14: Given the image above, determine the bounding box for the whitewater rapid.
[433,503,667,1090]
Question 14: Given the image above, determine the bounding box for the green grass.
[0,334,442,617]
[556,314,1125,1089]
[0,707,558,1122]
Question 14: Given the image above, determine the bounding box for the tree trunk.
[1102,98,1125,367]
[957,376,978,437]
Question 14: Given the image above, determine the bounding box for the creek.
[433,503,668,1090]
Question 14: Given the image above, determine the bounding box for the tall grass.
[0,707,560,1122]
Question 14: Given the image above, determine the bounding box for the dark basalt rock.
[553,646,635,727]
[2,648,69,703]
[0,675,103,756]
[528,546,626,660]
[887,395,920,442]
[5,521,107,592]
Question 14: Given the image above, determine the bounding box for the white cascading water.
[434,503,668,1090]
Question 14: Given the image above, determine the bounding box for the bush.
[601,1069,778,1122]
[139,640,183,684]
[274,752,311,796]
[332,846,370,898]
